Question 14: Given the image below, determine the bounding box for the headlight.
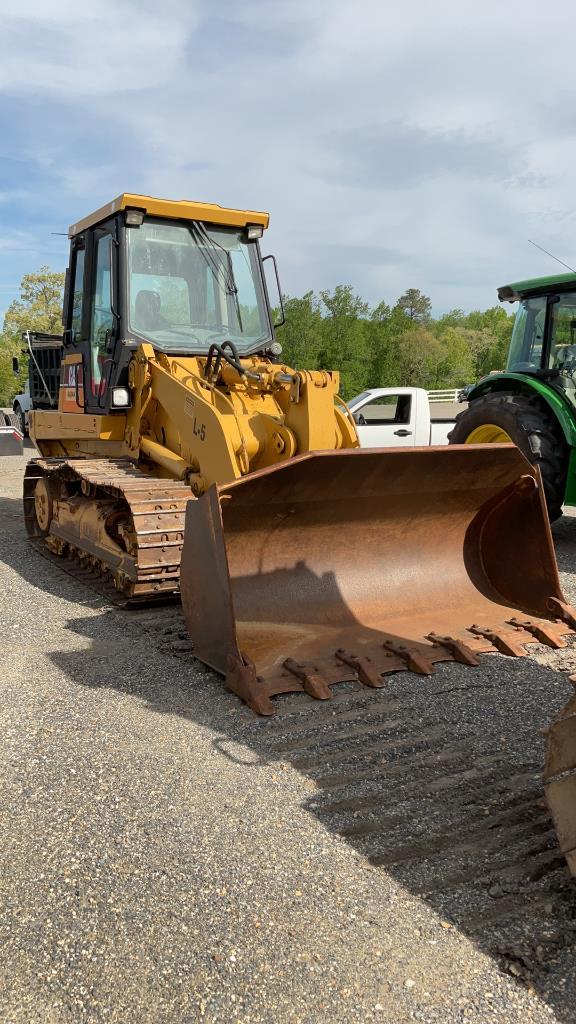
[111,387,131,408]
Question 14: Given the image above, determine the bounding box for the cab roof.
[498,271,576,302]
[68,193,270,239]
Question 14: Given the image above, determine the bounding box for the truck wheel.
[13,404,27,436]
[448,393,568,521]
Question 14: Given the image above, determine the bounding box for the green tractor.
[449,273,576,521]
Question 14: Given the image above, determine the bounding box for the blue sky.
[1,0,576,325]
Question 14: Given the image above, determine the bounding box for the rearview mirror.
[262,254,285,328]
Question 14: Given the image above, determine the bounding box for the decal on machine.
[60,360,84,411]
[184,395,206,441]
[61,362,83,389]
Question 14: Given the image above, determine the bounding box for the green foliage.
[276,286,514,400]
[396,288,432,324]
[3,265,65,339]
[0,265,65,406]
[317,286,372,396]
[279,291,324,369]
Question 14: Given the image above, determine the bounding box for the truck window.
[355,394,412,425]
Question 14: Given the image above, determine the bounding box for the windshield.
[127,218,271,354]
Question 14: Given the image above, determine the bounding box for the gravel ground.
[1,446,576,1024]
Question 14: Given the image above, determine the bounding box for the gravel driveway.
[1,447,576,1023]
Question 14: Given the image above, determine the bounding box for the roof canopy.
[68,193,270,238]
[498,272,576,302]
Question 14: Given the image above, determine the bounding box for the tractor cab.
[499,274,576,405]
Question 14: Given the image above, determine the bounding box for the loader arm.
[126,343,358,493]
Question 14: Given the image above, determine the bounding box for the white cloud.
[1,0,576,314]
[0,0,198,97]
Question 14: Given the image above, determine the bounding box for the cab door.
[84,228,117,412]
[59,234,86,413]
[60,224,118,414]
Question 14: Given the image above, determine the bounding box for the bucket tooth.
[546,597,576,632]
[425,633,480,666]
[382,640,435,676]
[467,624,526,658]
[335,649,385,688]
[283,658,333,701]
[507,617,568,649]
[225,652,275,716]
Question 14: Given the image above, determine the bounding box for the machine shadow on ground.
[2,491,576,1022]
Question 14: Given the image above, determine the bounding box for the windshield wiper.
[187,222,244,333]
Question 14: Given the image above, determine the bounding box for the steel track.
[24,457,192,604]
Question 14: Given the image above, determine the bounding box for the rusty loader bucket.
[545,695,576,878]
[180,444,576,717]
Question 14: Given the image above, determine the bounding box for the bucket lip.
[218,443,534,498]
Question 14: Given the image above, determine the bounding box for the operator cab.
[499,273,576,405]
[63,194,279,415]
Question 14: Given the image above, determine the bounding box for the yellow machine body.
[30,347,357,477]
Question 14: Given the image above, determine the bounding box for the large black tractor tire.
[448,393,568,522]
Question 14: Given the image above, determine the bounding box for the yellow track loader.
[23,193,576,874]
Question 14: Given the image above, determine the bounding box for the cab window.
[70,245,85,337]
[90,235,114,391]
[506,296,546,371]
[549,293,576,371]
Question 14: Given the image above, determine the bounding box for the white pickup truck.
[12,382,31,436]
[0,412,23,455]
[347,387,458,448]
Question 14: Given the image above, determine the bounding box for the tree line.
[0,269,514,406]
[276,286,513,399]
[0,267,65,406]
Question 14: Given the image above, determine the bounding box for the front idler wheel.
[28,473,57,538]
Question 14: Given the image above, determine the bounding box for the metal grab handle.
[25,330,57,408]
[394,429,413,436]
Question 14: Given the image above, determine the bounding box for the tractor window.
[548,293,576,376]
[506,295,546,372]
[90,235,114,392]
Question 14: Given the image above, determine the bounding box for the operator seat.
[134,289,170,332]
